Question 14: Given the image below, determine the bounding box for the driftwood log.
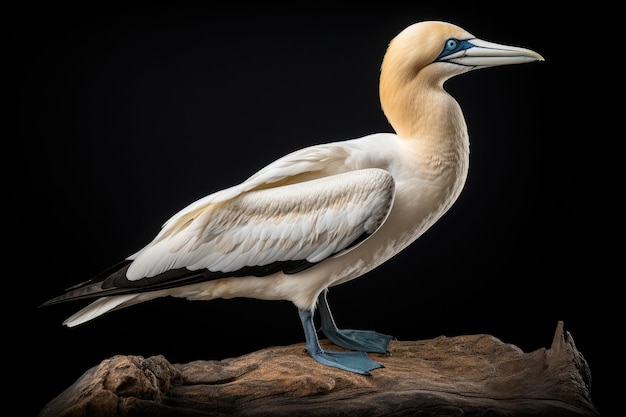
[39,321,599,417]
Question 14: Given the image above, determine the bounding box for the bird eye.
[445,39,459,52]
[435,38,470,62]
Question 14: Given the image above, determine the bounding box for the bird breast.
[327,134,470,288]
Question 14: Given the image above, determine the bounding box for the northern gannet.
[41,21,544,375]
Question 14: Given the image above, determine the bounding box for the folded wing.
[128,167,395,279]
[43,168,395,305]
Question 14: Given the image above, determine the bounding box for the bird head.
[379,20,544,138]
[383,21,544,78]
[382,20,544,84]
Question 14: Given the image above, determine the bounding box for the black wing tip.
[38,281,100,308]
[39,258,320,309]
[40,260,135,308]
[39,294,69,308]
[38,288,95,308]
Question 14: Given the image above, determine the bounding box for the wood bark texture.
[39,321,599,417]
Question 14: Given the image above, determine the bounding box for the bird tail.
[62,294,148,327]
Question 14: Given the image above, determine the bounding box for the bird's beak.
[443,38,545,68]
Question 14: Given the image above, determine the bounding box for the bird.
[41,20,544,375]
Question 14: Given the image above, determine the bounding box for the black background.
[11,5,606,416]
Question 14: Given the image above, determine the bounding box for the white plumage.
[42,21,543,374]
[128,167,394,277]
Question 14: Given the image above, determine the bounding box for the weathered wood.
[39,321,599,417]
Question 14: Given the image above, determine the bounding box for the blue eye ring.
[445,39,458,51]
[436,38,475,61]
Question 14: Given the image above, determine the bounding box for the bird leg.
[317,289,393,354]
[298,308,383,375]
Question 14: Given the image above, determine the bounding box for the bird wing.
[126,167,395,282]
[41,138,397,306]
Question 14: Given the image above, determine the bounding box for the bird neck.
[379,64,470,182]
[380,66,466,144]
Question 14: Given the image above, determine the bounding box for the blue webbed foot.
[298,308,384,375]
[305,345,384,375]
[321,327,393,353]
[318,289,394,353]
